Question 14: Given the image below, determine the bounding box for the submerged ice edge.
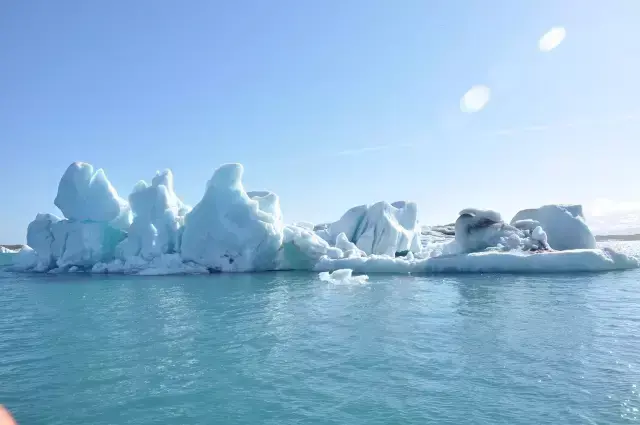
[8,161,640,276]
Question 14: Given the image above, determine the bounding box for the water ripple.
[2,267,640,424]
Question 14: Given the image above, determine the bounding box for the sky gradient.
[2,0,640,242]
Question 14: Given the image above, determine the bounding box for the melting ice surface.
[5,161,640,276]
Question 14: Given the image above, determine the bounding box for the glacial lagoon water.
[1,242,640,424]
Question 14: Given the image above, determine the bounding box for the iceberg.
[53,221,126,268]
[54,162,131,230]
[17,163,130,272]
[0,246,21,266]
[6,161,639,276]
[26,213,61,271]
[20,215,126,272]
[315,246,638,274]
[511,204,596,250]
[118,169,190,260]
[454,208,549,254]
[277,225,345,271]
[180,163,284,272]
[316,201,422,256]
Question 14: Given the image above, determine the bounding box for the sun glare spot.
[539,27,566,52]
[460,85,491,113]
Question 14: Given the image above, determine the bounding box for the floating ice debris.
[318,269,369,284]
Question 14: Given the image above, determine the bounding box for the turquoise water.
[1,267,640,424]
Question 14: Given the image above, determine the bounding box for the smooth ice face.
[316,204,369,243]
[355,201,422,255]
[180,163,284,272]
[317,201,422,256]
[26,213,61,271]
[21,214,126,271]
[511,204,596,251]
[54,162,131,229]
[54,221,127,268]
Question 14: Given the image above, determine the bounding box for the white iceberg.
[511,204,596,250]
[454,208,549,254]
[315,246,638,274]
[277,225,344,271]
[118,169,190,260]
[26,213,61,271]
[16,163,129,272]
[54,162,131,230]
[20,216,127,272]
[92,254,208,276]
[180,163,284,272]
[6,162,639,276]
[53,221,126,269]
[316,201,421,256]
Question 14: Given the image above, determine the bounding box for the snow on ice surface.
[7,161,640,275]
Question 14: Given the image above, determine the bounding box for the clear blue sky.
[2,0,640,242]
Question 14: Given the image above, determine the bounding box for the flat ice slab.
[315,248,639,274]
